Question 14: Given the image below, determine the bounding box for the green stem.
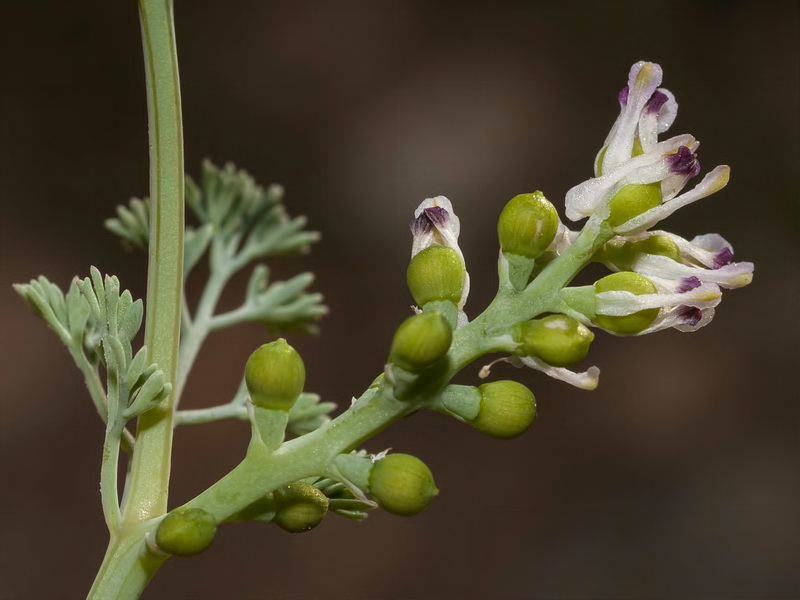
[121,0,184,527]
[175,261,231,401]
[86,527,166,600]
[100,417,123,532]
[184,386,409,521]
[448,216,614,373]
[174,403,248,426]
[72,349,135,453]
[90,0,184,597]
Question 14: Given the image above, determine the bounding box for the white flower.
[594,276,723,336]
[410,196,470,322]
[597,61,678,175]
[602,230,755,289]
[511,356,600,390]
[565,61,730,234]
[479,355,600,391]
[410,196,462,257]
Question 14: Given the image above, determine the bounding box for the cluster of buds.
[208,60,754,538]
[561,61,753,337]
[400,59,753,418]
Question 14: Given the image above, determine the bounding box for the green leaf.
[124,370,171,418]
[106,198,150,249]
[65,280,92,343]
[125,347,149,391]
[120,298,144,344]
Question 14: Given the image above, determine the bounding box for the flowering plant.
[13,2,752,598]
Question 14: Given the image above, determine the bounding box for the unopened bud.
[389,312,452,372]
[407,245,465,307]
[473,380,536,440]
[605,182,662,228]
[516,314,593,367]
[369,453,438,516]
[601,234,681,267]
[155,508,217,557]
[594,272,659,334]
[245,339,306,411]
[272,482,329,533]
[498,192,559,259]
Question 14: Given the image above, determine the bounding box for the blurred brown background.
[1,1,798,599]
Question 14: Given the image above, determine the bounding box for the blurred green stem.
[89,0,183,596]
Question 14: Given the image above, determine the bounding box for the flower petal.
[614,165,730,235]
[602,61,664,173]
[509,356,600,390]
[636,304,717,335]
[632,253,754,289]
[638,88,678,152]
[595,284,721,315]
[566,135,694,221]
[410,195,471,319]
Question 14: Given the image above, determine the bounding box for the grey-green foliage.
[216,265,327,334]
[287,393,337,437]
[14,268,170,434]
[76,269,171,421]
[14,276,94,352]
[106,197,149,250]
[106,160,326,334]
[309,476,375,521]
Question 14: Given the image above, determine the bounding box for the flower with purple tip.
[601,230,754,290]
[566,60,731,234]
[410,196,470,321]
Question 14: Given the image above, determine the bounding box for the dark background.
[1,1,798,599]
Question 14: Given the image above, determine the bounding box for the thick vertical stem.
[89,1,183,596]
[122,0,183,527]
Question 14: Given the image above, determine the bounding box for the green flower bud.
[272,482,329,533]
[389,312,452,372]
[369,453,438,516]
[632,235,681,261]
[601,234,681,267]
[406,245,465,306]
[517,314,594,367]
[605,182,662,228]
[245,339,306,411]
[497,192,559,259]
[155,508,217,557]
[473,380,536,440]
[594,272,659,334]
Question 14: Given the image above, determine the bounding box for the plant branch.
[121,0,184,529]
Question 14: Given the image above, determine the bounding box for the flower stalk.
[89,0,184,596]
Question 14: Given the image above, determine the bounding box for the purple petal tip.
[410,214,432,236]
[667,145,701,178]
[618,86,630,105]
[423,206,450,227]
[677,305,703,327]
[677,276,702,292]
[646,90,669,114]
[713,247,734,268]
